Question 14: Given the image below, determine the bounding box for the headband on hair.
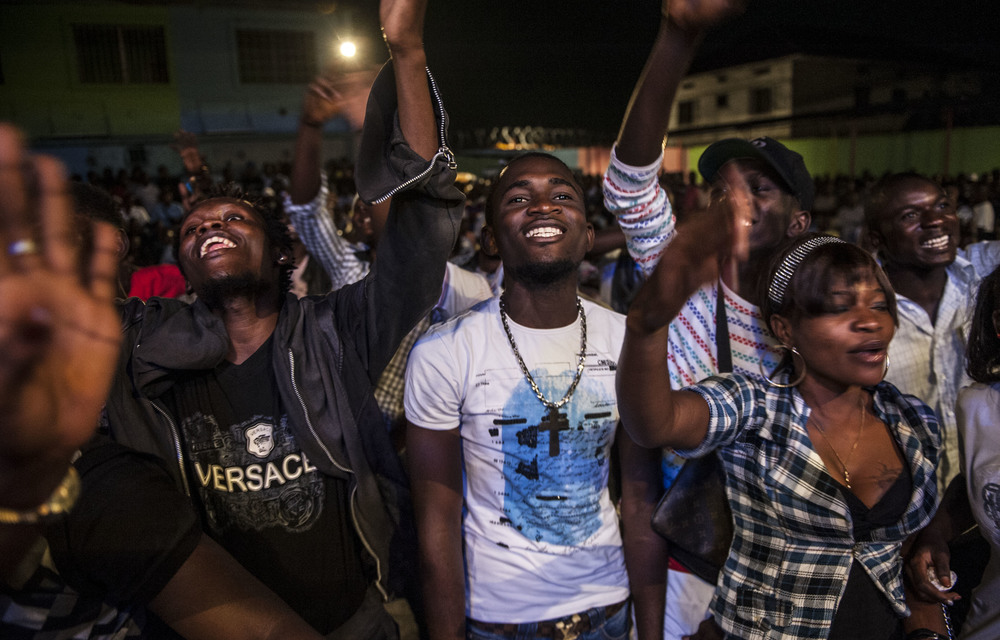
[767,236,846,308]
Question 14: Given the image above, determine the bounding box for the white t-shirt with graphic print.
[405,296,629,623]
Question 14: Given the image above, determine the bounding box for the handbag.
[649,289,735,584]
[650,453,733,584]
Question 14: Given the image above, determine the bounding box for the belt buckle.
[554,613,584,640]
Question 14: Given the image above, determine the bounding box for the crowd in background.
[69,149,1000,309]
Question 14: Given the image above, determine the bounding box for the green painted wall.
[0,3,180,138]
[684,126,1000,180]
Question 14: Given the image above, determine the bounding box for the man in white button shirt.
[866,172,1000,493]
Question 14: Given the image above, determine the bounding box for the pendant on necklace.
[498,295,587,459]
[539,406,570,457]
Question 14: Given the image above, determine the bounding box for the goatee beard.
[199,273,274,309]
[507,259,578,288]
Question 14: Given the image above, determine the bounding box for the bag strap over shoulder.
[716,286,732,374]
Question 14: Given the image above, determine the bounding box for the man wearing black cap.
[602,2,810,637]
[697,136,814,281]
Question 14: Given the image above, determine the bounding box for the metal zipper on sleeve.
[370,67,457,205]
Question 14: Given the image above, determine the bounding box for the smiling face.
[867,175,959,272]
[483,155,594,288]
[714,159,809,256]
[177,198,286,303]
[774,273,895,391]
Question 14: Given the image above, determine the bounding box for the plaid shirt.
[282,176,371,291]
[284,179,492,432]
[1,551,144,640]
[680,374,940,640]
[373,264,493,431]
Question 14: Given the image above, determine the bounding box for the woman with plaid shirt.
[618,177,940,640]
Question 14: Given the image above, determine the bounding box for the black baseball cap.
[698,136,815,212]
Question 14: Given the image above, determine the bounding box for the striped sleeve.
[602,145,676,279]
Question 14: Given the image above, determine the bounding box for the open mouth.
[921,235,950,251]
[849,342,887,364]
[200,236,237,258]
[525,225,563,239]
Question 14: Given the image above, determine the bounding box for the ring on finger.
[7,238,39,257]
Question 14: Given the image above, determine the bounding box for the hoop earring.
[882,353,891,380]
[760,345,807,388]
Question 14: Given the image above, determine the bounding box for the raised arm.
[289,70,374,205]
[170,130,213,210]
[616,0,743,164]
[381,0,437,160]
[617,164,751,449]
[348,0,463,378]
[0,124,120,579]
[614,2,703,166]
[605,0,744,278]
[289,76,341,205]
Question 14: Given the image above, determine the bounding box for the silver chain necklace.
[498,294,588,413]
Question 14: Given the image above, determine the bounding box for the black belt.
[467,600,627,639]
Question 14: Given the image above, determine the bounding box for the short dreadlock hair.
[174,183,296,294]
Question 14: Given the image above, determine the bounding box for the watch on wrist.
[0,466,80,525]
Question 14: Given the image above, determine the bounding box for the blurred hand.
[630,161,751,334]
[302,69,375,130]
[672,160,752,292]
[715,161,751,288]
[0,124,121,501]
[664,0,746,31]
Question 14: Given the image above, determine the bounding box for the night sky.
[343,0,999,138]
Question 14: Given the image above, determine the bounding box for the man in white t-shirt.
[405,153,630,640]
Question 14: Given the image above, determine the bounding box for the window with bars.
[73,24,169,84]
[236,29,316,84]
